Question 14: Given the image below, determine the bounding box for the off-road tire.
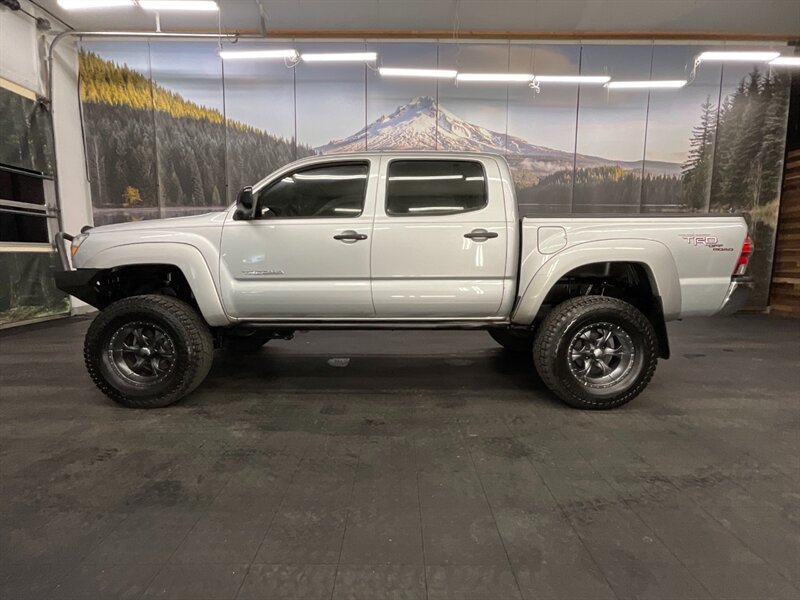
[84,295,214,408]
[488,328,534,353]
[533,296,657,410]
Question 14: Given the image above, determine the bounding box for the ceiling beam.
[151,29,799,43]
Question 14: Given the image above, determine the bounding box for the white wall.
[0,1,94,313]
[0,4,40,92]
[51,38,95,236]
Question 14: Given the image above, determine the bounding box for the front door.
[370,156,510,318]
[220,159,377,319]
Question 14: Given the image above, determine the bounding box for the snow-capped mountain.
[315,96,681,180]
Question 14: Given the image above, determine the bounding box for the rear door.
[370,156,510,318]
[219,159,377,319]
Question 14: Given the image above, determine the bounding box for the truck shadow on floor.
[206,347,547,396]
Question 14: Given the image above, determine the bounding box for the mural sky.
[82,40,760,166]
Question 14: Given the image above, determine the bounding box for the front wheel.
[84,295,214,408]
[533,296,657,410]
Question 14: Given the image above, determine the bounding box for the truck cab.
[220,152,517,321]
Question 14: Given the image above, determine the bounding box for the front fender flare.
[83,242,230,327]
[511,239,681,325]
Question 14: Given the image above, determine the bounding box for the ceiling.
[29,0,800,39]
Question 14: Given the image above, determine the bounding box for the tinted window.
[255,162,369,219]
[0,169,46,206]
[0,211,48,243]
[0,169,48,243]
[386,160,487,216]
[0,87,55,176]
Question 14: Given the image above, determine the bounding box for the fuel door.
[537,226,567,255]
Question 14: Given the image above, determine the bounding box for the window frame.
[253,160,371,221]
[384,158,489,218]
[0,165,53,245]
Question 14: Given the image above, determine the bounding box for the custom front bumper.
[717,276,754,315]
[53,232,105,308]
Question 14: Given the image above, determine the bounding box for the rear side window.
[255,162,369,219]
[386,160,487,216]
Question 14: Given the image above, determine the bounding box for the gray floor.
[1,314,799,600]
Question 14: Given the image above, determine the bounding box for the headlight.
[71,233,89,255]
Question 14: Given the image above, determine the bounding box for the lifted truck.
[55,152,752,409]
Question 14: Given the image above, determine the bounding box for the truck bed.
[515,215,749,322]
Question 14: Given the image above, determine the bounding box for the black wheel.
[533,296,657,410]
[84,294,214,408]
[488,328,534,353]
[223,331,272,353]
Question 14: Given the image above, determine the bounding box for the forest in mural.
[80,51,311,224]
[680,70,790,217]
[0,87,54,176]
[77,41,791,307]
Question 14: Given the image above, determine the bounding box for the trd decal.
[680,235,734,252]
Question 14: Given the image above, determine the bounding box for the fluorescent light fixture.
[697,51,780,62]
[138,0,218,10]
[770,56,800,66]
[291,173,367,180]
[606,80,687,89]
[408,206,465,212]
[219,49,298,60]
[389,175,464,181]
[57,0,133,8]
[456,73,533,83]
[533,75,611,84]
[301,52,377,62]
[379,67,457,79]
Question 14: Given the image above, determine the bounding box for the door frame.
[218,155,380,320]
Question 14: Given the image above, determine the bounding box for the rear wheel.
[488,328,534,353]
[533,296,657,410]
[84,295,214,408]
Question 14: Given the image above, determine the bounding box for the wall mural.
[0,86,54,176]
[78,40,792,308]
[1,85,67,326]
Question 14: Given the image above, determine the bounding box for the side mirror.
[234,186,254,220]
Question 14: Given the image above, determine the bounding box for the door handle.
[464,229,499,240]
[333,231,368,242]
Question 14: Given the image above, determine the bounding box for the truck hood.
[87,210,228,234]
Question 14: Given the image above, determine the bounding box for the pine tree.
[682,96,717,211]
[211,185,222,206]
[711,86,745,208]
[730,69,766,209]
[758,71,790,204]
[189,159,204,205]
[166,171,184,205]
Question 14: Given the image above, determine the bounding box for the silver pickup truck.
[55,152,752,410]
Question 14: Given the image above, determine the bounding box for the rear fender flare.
[511,239,681,325]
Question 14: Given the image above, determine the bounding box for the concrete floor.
[0,314,798,600]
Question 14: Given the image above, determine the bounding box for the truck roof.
[251,150,511,191]
[292,150,507,162]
